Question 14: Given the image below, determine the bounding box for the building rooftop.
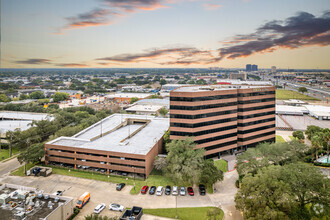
[0,111,52,121]
[126,105,163,113]
[173,84,273,92]
[135,98,169,106]
[47,114,169,155]
[0,120,32,133]
[105,93,152,99]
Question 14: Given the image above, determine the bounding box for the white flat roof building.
[105,93,152,99]
[47,114,169,155]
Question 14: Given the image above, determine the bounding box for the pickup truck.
[120,206,143,220]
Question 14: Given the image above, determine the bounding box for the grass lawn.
[289,136,296,141]
[11,163,36,176]
[276,89,319,100]
[0,148,19,161]
[144,207,224,220]
[214,159,228,172]
[276,135,286,143]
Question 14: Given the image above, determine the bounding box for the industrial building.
[45,114,169,177]
[170,84,275,158]
[0,183,74,220]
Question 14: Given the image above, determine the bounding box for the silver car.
[172,186,178,196]
[109,203,124,212]
[180,186,186,196]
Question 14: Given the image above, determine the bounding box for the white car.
[94,203,106,214]
[156,186,163,196]
[172,186,178,196]
[109,203,124,212]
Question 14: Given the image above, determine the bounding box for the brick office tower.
[170,85,275,158]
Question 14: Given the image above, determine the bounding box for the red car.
[187,187,194,196]
[141,185,149,194]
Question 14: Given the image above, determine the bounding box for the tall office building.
[271,66,276,73]
[170,84,275,158]
[252,64,258,71]
[246,64,252,72]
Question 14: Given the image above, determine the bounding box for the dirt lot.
[1,170,242,220]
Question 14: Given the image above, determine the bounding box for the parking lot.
[1,174,216,219]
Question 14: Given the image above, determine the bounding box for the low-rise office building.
[45,114,169,177]
[170,84,275,158]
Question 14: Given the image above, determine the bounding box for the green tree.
[159,107,168,117]
[17,143,45,164]
[159,79,167,85]
[84,214,118,220]
[235,163,330,220]
[311,134,323,160]
[305,125,322,141]
[153,156,167,171]
[29,91,44,99]
[130,97,139,104]
[298,87,308,93]
[19,93,29,100]
[164,138,205,184]
[53,92,69,102]
[74,111,90,123]
[37,98,50,105]
[199,159,223,186]
[0,94,10,102]
[292,130,305,142]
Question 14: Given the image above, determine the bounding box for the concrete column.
[107,155,110,175]
[74,151,77,169]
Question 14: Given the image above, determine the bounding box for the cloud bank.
[218,11,330,59]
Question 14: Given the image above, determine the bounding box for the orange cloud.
[203,3,222,11]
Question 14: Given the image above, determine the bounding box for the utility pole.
[9,133,12,157]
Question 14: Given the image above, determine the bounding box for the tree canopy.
[164,138,205,184]
[235,163,330,219]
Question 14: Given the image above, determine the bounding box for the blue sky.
[1,0,330,68]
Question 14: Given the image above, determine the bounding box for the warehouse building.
[45,114,169,177]
[170,84,275,158]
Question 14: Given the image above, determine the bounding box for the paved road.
[0,157,21,177]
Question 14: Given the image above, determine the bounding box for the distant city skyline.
[1,0,330,69]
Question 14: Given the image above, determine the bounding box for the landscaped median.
[144,207,224,220]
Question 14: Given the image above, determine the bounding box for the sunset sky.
[1,0,330,69]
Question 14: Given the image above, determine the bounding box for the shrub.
[68,208,80,220]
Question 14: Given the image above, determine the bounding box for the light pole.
[175,194,178,219]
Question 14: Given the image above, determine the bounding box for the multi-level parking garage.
[45,114,169,178]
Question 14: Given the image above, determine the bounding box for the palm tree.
[311,135,322,160]
[321,129,330,164]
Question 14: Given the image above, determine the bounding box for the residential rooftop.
[47,114,169,155]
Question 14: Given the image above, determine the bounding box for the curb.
[1,155,18,163]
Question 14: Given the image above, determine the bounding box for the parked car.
[172,186,178,196]
[140,186,149,194]
[94,203,106,214]
[52,190,63,196]
[156,186,163,196]
[149,186,156,195]
[180,186,186,196]
[187,187,194,196]
[109,203,124,212]
[165,186,171,195]
[116,183,126,191]
[199,184,206,196]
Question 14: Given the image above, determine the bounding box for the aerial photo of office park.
[0,0,329,219]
